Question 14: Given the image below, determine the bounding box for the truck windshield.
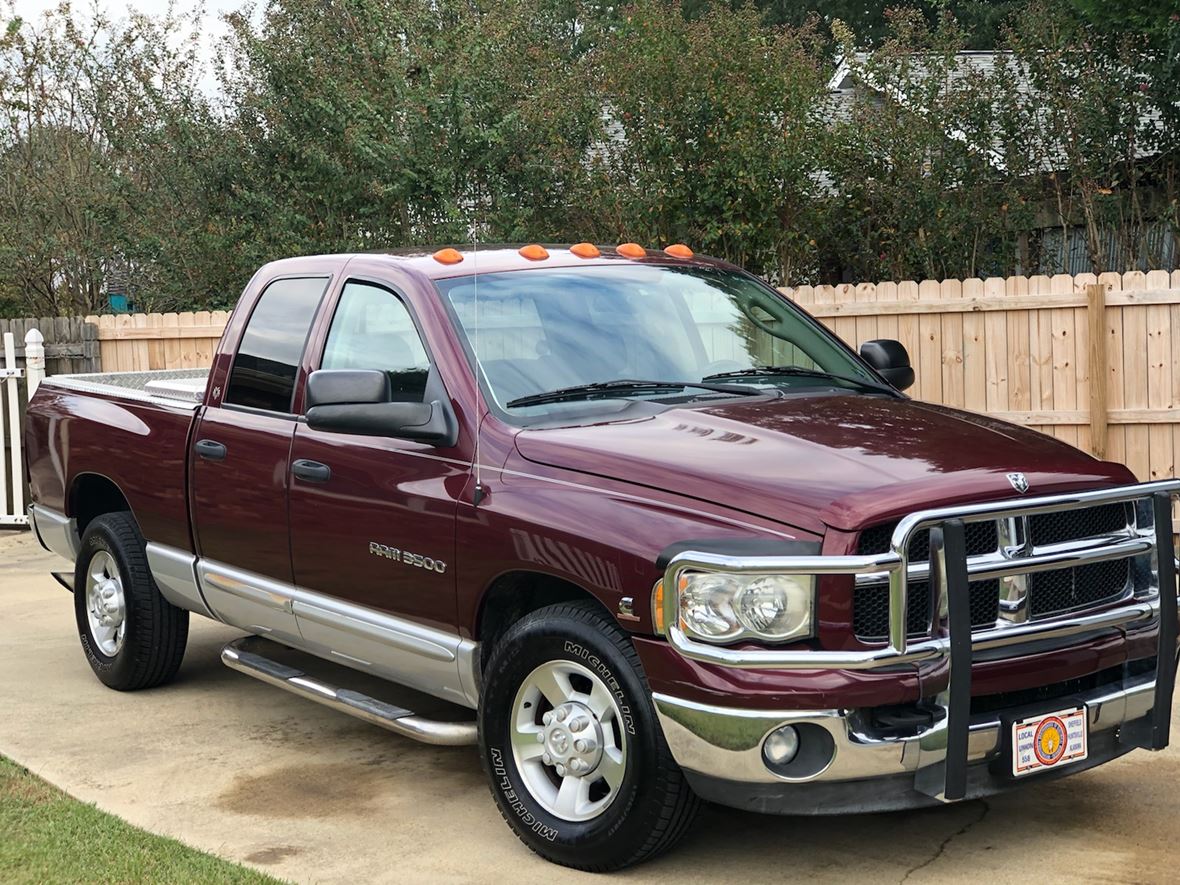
[436,265,881,415]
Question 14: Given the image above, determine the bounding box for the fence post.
[25,328,45,397]
[1086,283,1108,459]
[1,331,22,525]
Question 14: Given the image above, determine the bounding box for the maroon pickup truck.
[23,244,1180,870]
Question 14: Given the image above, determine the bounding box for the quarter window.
[322,282,431,401]
[225,277,328,413]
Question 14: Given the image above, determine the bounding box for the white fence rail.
[1,329,45,528]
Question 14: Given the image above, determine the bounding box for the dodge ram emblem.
[1006,472,1030,494]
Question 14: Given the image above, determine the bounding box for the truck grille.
[853,502,1133,642]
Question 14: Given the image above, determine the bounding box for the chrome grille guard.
[660,480,1180,802]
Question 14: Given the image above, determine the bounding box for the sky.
[14,0,257,93]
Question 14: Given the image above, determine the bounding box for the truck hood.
[513,394,1132,533]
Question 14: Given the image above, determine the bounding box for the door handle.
[195,439,227,461]
[292,459,331,483]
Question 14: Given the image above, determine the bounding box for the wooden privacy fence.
[84,311,231,372]
[783,269,1180,486]
[67,268,1180,490]
[0,317,99,376]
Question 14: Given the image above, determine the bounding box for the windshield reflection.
[438,265,874,414]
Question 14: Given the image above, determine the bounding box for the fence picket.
[0,333,10,524]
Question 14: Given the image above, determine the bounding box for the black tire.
[73,512,189,691]
[478,600,700,871]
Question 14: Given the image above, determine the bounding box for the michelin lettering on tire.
[563,640,636,736]
[489,747,559,841]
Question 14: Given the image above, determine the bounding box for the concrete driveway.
[2,529,1178,884]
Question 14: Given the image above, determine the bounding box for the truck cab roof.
[257,244,728,283]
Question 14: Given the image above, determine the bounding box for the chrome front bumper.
[658,481,1180,802]
[654,670,1158,787]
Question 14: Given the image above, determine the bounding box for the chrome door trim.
[145,543,214,619]
[194,557,479,708]
[294,596,457,663]
[196,559,303,640]
[200,562,296,610]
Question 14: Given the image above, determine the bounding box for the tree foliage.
[0,0,1177,315]
[589,1,828,281]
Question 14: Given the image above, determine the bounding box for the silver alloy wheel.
[510,659,629,822]
[85,550,126,657]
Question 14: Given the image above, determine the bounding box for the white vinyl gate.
[1,329,45,528]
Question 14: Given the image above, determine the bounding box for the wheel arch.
[475,570,616,671]
[69,472,133,535]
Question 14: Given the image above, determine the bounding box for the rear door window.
[225,277,328,412]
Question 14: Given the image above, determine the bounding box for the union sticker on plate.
[1012,706,1088,777]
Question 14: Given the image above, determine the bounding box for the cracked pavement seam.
[899,800,991,884]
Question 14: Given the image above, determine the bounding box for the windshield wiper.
[702,365,902,397]
[506,378,759,409]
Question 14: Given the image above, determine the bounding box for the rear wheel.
[478,600,699,870]
[73,512,189,691]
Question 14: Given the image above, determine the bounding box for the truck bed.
[43,368,209,408]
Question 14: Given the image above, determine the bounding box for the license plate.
[1012,706,1088,777]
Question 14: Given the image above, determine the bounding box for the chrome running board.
[221,638,477,747]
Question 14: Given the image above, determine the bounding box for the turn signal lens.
[664,243,694,258]
[432,248,463,265]
[570,242,601,259]
[653,579,666,633]
[519,244,549,261]
[616,242,646,259]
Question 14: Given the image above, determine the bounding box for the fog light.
[762,725,800,767]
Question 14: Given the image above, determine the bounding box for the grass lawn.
[0,756,283,884]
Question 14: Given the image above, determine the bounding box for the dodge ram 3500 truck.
[24,244,1180,870]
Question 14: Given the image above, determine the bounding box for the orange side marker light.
[616,242,646,259]
[570,242,601,259]
[432,248,464,265]
[519,244,549,261]
[664,243,694,259]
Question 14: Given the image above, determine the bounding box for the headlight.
[676,572,814,643]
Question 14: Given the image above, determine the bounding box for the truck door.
[191,275,329,641]
[286,279,467,689]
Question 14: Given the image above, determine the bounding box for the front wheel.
[478,601,699,870]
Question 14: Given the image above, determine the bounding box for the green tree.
[219,0,602,266]
[822,10,1036,281]
[1004,1,1172,273]
[590,0,829,282]
[686,0,1031,48]
[0,2,225,313]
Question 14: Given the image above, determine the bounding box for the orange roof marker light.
[519,244,550,261]
[616,242,646,259]
[664,243,694,259]
[570,242,601,259]
[432,248,464,265]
